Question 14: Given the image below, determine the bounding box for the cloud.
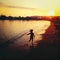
[0,2,38,10]
[0,2,6,6]
[7,5,37,10]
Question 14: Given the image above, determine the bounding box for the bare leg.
[32,39,33,46]
[29,39,31,42]
[29,37,31,42]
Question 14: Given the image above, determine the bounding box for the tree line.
[0,15,42,20]
[0,15,60,21]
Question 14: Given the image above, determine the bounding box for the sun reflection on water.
[0,20,56,47]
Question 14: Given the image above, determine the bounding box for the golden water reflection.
[0,20,55,46]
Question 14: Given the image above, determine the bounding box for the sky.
[0,0,60,16]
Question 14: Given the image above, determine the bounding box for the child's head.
[30,29,33,32]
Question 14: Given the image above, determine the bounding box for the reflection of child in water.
[27,29,35,42]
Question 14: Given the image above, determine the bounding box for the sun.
[48,10,54,16]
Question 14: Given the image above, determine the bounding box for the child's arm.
[27,33,30,35]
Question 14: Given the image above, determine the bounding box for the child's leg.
[32,39,33,46]
[29,37,31,42]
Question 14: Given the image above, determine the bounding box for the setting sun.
[48,10,55,16]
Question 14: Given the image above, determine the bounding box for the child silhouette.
[27,29,35,43]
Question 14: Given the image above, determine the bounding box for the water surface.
[0,20,55,48]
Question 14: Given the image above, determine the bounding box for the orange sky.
[0,0,60,16]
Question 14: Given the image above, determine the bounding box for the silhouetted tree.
[0,15,7,20]
[7,16,13,20]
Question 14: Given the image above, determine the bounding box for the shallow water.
[0,20,55,48]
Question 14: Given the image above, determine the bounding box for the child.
[27,29,35,43]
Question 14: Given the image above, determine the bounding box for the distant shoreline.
[0,15,60,20]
